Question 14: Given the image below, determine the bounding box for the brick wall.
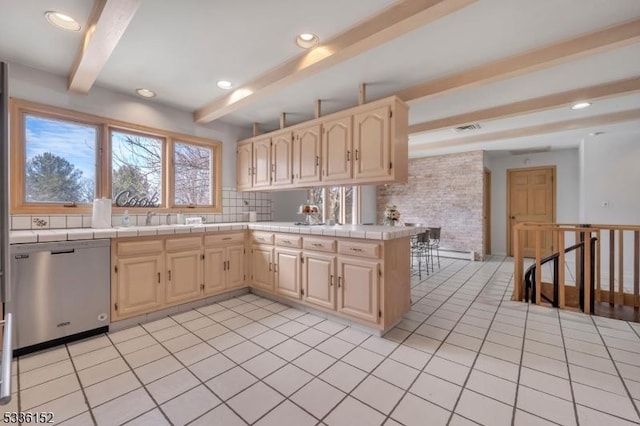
[377,150,484,260]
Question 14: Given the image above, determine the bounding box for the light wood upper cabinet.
[294,124,321,184]
[235,96,408,191]
[274,248,301,299]
[353,105,391,181]
[236,140,253,191]
[253,136,272,188]
[322,115,352,183]
[337,257,379,323]
[271,131,293,186]
[303,252,336,310]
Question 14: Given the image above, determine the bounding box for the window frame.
[10,98,222,214]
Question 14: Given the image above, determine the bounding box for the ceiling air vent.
[453,123,481,133]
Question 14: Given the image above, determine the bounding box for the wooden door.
[204,246,225,294]
[115,254,164,319]
[294,124,321,184]
[272,131,293,186]
[274,248,301,299]
[236,141,253,191]
[508,166,555,257]
[322,115,352,182]
[226,244,246,289]
[251,245,274,292]
[353,106,390,181]
[484,169,491,256]
[253,136,272,188]
[303,253,336,310]
[165,250,203,305]
[337,258,379,323]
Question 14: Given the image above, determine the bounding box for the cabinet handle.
[269,262,272,272]
[282,239,291,244]
[271,163,275,172]
[311,242,322,247]
[248,167,251,176]
[223,260,226,271]
[226,260,230,270]
[157,272,161,283]
[274,263,278,273]
[349,247,363,252]
[330,274,334,286]
[347,150,351,161]
[355,149,359,160]
[315,156,320,166]
[168,270,172,280]
[222,237,232,240]
[338,276,342,288]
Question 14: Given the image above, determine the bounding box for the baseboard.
[439,248,476,261]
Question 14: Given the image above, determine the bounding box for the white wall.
[486,148,580,255]
[7,63,250,187]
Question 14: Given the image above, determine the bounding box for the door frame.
[506,165,556,256]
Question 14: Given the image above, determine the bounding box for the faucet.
[145,211,156,226]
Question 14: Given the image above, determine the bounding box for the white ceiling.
[1,0,639,158]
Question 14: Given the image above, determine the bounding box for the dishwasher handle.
[51,249,75,255]
[0,313,13,405]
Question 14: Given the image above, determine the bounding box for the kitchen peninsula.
[10,223,426,336]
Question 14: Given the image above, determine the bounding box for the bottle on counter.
[121,210,130,227]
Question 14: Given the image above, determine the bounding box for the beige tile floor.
[5,256,640,425]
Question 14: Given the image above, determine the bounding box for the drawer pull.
[311,243,322,247]
[350,247,363,252]
[269,262,272,272]
[168,270,172,280]
[223,260,227,271]
[338,276,342,288]
[282,240,291,244]
[222,237,232,240]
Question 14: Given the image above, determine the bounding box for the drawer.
[166,236,202,252]
[303,237,336,253]
[117,239,163,256]
[338,240,380,258]
[252,232,274,245]
[204,232,245,246]
[275,235,302,248]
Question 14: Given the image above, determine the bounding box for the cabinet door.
[166,250,203,305]
[272,131,293,186]
[253,136,272,188]
[337,258,379,323]
[226,244,246,289]
[353,106,391,180]
[204,246,225,295]
[115,254,164,319]
[294,124,321,184]
[275,248,301,299]
[322,115,352,182]
[251,245,274,292]
[303,253,336,310]
[236,141,253,191]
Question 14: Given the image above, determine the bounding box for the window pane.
[344,186,354,224]
[111,130,163,207]
[24,114,97,203]
[174,142,213,205]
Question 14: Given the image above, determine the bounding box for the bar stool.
[410,230,430,279]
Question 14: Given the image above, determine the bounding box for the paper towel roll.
[92,198,112,228]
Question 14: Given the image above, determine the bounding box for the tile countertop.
[9,222,427,245]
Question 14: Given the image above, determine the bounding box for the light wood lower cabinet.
[251,244,274,292]
[112,239,165,320]
[165,237,203,306]
[337,257,379,323]
[302,252,336,310]
[204,243,246,294]
[274,248,301,299]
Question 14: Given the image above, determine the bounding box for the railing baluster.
[610,229,615,305]
[596,229,601,303]
[618,229,624,305]
[635,230,639,308]
[558,231,565,309]
[584,230,592,314]
[514,226,523,301]
[535,230,542,305]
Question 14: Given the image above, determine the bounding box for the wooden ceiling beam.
[408,76,640,135]
[67,0,142,94]
[194,0,476,124]
[409,108,640,152]
[397,17,640,103]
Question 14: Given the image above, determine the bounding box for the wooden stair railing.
[514,223,640,315]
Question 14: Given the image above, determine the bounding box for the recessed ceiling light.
[571,102,591,110]
[296,33,319,49]
[217,80,233,90]
[135,88,156,98]
[45,11,81,31]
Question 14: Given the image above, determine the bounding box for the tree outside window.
[174,142,213,206]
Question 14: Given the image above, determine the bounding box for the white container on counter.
[91,198,112,228]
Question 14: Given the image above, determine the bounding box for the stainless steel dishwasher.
[7,239,110,355]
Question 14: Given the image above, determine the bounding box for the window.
[173,141,213,206]
[309,186,358,224]
[111,129,164,208]
[10,99,222,213]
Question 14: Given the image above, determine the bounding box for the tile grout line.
[555,307,580,425]
[62,344,98,426]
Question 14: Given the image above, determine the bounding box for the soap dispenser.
[121,209,130,227]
